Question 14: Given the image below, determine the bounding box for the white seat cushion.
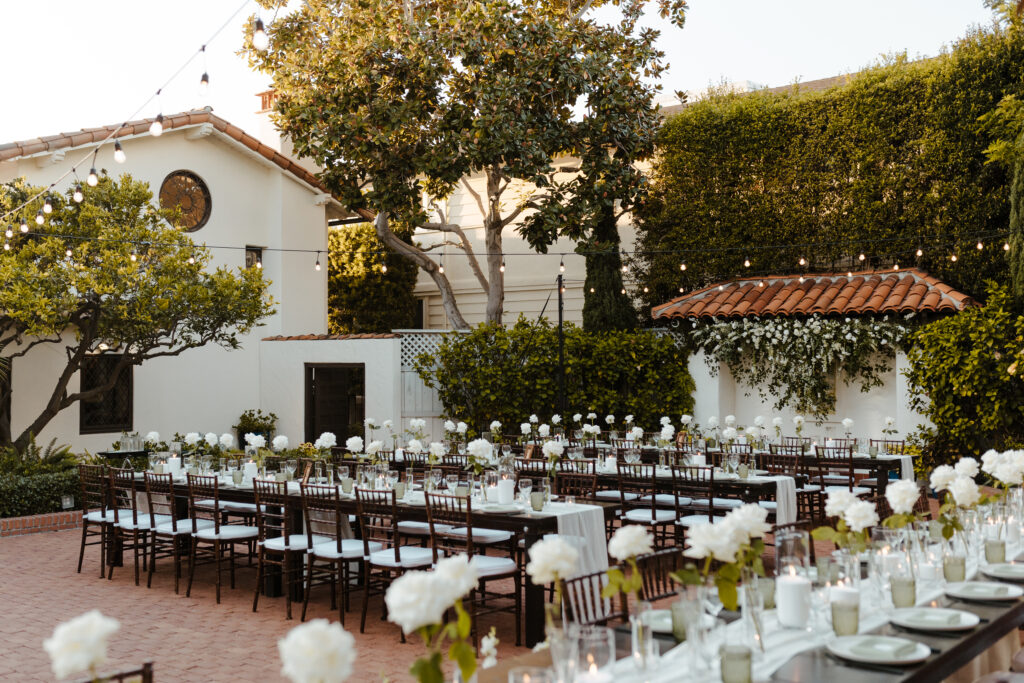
[368,545,434,568]
[639,494,681,506]
[676,514,721,527]
[196,499,258,513]
[262,534,330,552]
[688,497,744,510]
[623,508,677,524]
[447,527,512,544]
[118,513,172,530]
[398,521,452,536]
[798,485,822,493]
[155,518,215,535]
[595,490,639,501]
[194,525,259,541]
[757,501,778,510]
[85,509,132,523]
[472,555,517,578]
[312,539,382,560]
[825,486,870,496]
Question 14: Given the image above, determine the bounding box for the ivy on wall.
[691,315,910,419]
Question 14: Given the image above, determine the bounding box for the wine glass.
[387,469,400,490]
[519,478,533,504]
[429,469,443,492]
[502,443,512,458]
[445,474,459,493]
[727,453,739,474]
[457,442,467,456]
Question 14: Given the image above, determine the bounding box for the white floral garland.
[690,314,911,419]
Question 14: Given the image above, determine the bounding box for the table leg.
[523,527,546,648]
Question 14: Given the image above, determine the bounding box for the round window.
[159,170,211,232]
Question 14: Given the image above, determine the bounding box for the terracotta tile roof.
[660,73,855,117]
[262,333,401,341]
[0,108,328,194]
[651,269,975,321]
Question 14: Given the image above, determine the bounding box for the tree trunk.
[582,205,637,332]
[484,168,505,325]
[369,212,471,330]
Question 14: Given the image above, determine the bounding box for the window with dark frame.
[79,355,133,434]
[245,246,263,270]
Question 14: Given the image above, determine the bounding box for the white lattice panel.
[398,330,464,369]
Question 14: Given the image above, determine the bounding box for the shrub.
[905,284,1024,467]
[413,318,695,432]
[0,436,76,477]
[0,470,79,518]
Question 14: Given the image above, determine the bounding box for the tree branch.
[461,177,488,220]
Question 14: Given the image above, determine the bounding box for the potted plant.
[233,409,278,447]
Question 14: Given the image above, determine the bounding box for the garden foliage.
[413,318,694,432]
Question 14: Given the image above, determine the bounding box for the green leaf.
[455,599,472,641]
[449,640,477,682]
[410,652,445,683]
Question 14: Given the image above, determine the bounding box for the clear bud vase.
[545,602,574,683]
[631,600,659,671]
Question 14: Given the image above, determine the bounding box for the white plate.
[890,607,980,632]
[946,581,1024,601]
[981,563,1024,582]
[826,635,931,666]
[480,503,524,513]
[639,609,672,634]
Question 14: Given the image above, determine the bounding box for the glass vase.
[630,600,659,671]
[545,603,575,683]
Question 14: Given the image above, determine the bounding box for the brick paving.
[0,530,527,682]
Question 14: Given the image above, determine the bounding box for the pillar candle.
[244,461,259,480]
[605,456,617,471]
[166,457,181,475]
[691,454,706,467]
[776,568,811,629]
[486,485,498,502]
[497,478,515,505]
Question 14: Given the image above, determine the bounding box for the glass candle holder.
[890,575,916,608]
[341,477,354,494]
[985,539,1006,565]
[719,645,752,683]
[830,600,859,636]
[508,666,555,683]
[530,491,545,511]
[758,576,776,609]
[943,553,966,583]
[573,624,614,682]
[631,600,658,670]
[670,592,701,643]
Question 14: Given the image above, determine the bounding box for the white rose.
[433,554,479,604]
[428,441,446,458]
[841,418,854,431]
[885,416,895,427]
[542,440,564,459]
[526,537,580,584]
[825,489,858,518]
[660,425,675,441]
[707,416,719,428]
[467,438,493,461]
[587,412,597,421]
[745,426,760,440]
[792,415,805,427]
[456,421,468,434]
[184,432,200,446]
[681,415,692,425]
[385,571,450,634]
[530,414,539,424]
[538,424,551,438]
[725,503,771,540]
[365,440,384,456]
[721,427,737,441]
[219,433,235,450]
[272,435,289,452]
[608,525,654,561]
[954,457,979,479]
[521,423,531,435]
[43,610,120,679]
[551,414,561,425]
[994,456,1024,486]
[949,475,981,508]
[573,413,583,423]
[843,500,879,533]
[753,416,765,427]
[382,419,394,430]
[406,439,423,454]
[724,415,736,426]
[684,518,741,563]
[771,417,783,427]
[444,420,456,432]
[629,426,644,441]
[365,417,377,428]
[345,436,364,453]
[278,619,356,683]
[929,465,956,492]
[605,414,615,425]
[246,433,267,450]
[410,418,426,431]
[145,431,160,443]
[659,416,670,426]
[205,432,218,447]
[885,479,920,516]
[981,449,1003,475]
[489,420,502,432]
[625,415,635,424]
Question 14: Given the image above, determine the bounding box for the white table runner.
[528,502,609,578]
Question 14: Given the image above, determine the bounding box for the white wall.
[2,125,332,452]
[258,337,402,445]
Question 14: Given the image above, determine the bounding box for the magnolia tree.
[247,0,685,328]
[0,176,274,449]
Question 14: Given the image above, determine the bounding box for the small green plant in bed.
[0,436,77,477]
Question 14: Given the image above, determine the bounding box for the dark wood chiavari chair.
[869,439,906,455]
[561,569,627,626]
[253,479,313,619]
[110,467,165,586]
[827,437,858,449]
[783,436,813,449]
[768,519,817,570]
[516,457,551,479]
[425,492,522,646]
[77,464,111,577]
[143,472,193,593]
[73,662,153,683]
[558,457,598,475]
[812,445,869,496]
[301,483,379,623]
[356,487,434,640]
[769,443,807,457]
[185,474,259,604]
[617,463,675,547]
[554,472,598,501]
[636,547,686,602]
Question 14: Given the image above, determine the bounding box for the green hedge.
[0,470,79,519]
[635,25,1024,312]
[414,318,695,432]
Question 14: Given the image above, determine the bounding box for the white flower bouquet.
[812,490,879,553]
[278,619,356,683]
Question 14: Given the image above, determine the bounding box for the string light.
[679,287,684,293]
[643,286,649,293]
[915,247,923,257]
[73,184,83,203]
[847,271,853,277]
[381,262,387,273]
[255,257,262,269]
[590,287,595,293]
[858,253,865,261]
[19,219,28,233]
[621,264,628,273]
[114,140,126,164]
[187,254,195,265]
[893,264,900,271]
[199,46,210,96]
[758,281,764,287]
[438,262,444,274]
[743,258,751,268]
[87,167,99,187]
[43,197,53,214]
[499,260,505,273]
[798,276,805,283]
[314,251,321,271]
[35,210,44,225]
[252,18,270,51]
[1005,242,1011,251]
[130,249,137,262]
[951,254,958,262]
[3,242,9,252]
[976,241,984,250]
[4,226,12,239]
[65,247,72,258]
[680,262,687,271]
[620,288,626,294]
[559,257,565,273]
[149,112,164,137]
[798,257,806,266]
[718,285,724,291]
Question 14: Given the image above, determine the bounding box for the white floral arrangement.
[365,439,384,457]
[219,433,235,450]
[659,424,675,443]
[144,431,160,444]
[407,418,428,441]
[813,490,879,552]
[467,438,493,463]
[724,414,736,426]
[660,415,671,427]
[754,415,766,427]
[278,619,356,683]
[456,421,468,435]
[605,414,615,426]
[444,420,457,433]
[551,414,562,425]
[245,432,267,450]
[184,432,200,447]
[204,432,218,448]
[406,439,424,454]
[272,435,289,452]
[526,537,579,584]
[625,414,634,424]
[428,441,446,459]
[345,436,364,453]
[542,440,564,474]
[573,413,583,423]
[314,431,337,451]
[581,424,601,439]
[628,426,644,441]
[529,413,539,424]
[365,416,378,430]
[721,426,737,444]
[882,416,898,436]
[841,417,854,434]
[489,420,502,434]
[586,412,597,422]
[745,425,761,441]
[44,610,121,680]
[520,422,531,436]
[538,424,551,438]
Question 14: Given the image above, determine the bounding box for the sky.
[0,0,999,144]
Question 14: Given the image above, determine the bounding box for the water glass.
[573,624,614,679]
[670,589,701,643]
[429,469,443,492]
[445,474,459,493]
[508,667,554,683]
[530,491,545,511]
[631,600,659,670]
[540,477,552,503]
[830,598,860,636]
[231,469,244,485]
[519,478,534,503]
[338,465,350,481]
[314,462,323,484]
[501,443,512,458]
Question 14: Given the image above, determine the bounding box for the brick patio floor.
[0,530,528,682]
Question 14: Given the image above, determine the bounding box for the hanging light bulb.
[847,271,853,277]
[561,286,566,293]
[951,254,958,262]
[381,262,388,274]
[499,260,505,273]
[199,72,210,97]
[718,284,725,291]
[621,264,627,273]
[590,287,595,293]
[438,262,444,274]
[620,288,626,294]
[798,276,805,284]
[4,226,12,239]
[678,287,684,293]
[149,113,164,137]
[3,242,9,252]
[743,257,751,268]
[65,247,73,258]
[1005,242,1011,251]
[43,197,53,214]
[187,254,195,265]
[976,241,984,250]
[252,18,270,51]
[915,247,923,257]
[680,262,687,271]
[19,218,28,233]
[758,281,764,287]
[73,184,84,203]
[87,168,99,187]
[798,257,806,267]
[130,249,137,262]
[893,263,900,271]
[314,252,321,271]
[559,257,565,273]
[35,210,44,225]
[858,253,865,261]
[256,258,263,269]
[113,140,126,164]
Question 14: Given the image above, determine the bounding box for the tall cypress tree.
[582,206,637,331]
[1011,159,1024,299]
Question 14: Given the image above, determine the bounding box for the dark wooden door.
[304,364,365,444]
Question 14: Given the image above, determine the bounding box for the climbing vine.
[690,315,911,419]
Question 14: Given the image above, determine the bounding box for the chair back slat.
[671,465,717,521]
[636,548,685,602]
[73,661,153,683]
[355,488,400,562]
[253,479,291,545]
[425,491,473,560]
[110,467,140,526]
[869,439,906,455]
[78,464,109,516]
[144,472,179,532]
[557,458,597,475]
[561,570,627,626]
[554,472,597,500]
[300,483,345,552]
[187,474,221,534]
